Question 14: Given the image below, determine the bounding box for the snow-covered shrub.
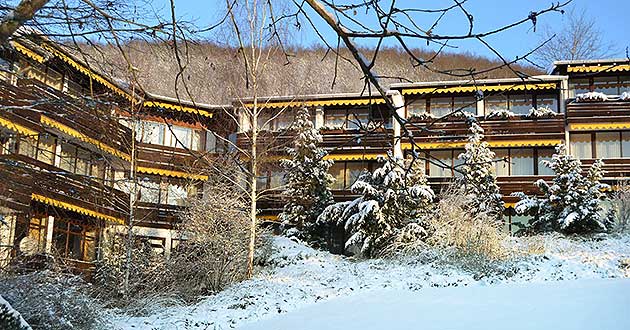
[279,107,334,238]
[512,144,613,234]
[528,106,557,118]
[425,186,509,274]
[575,92,608,102]
[317,155,435,258]
[610,183,630,232]
[487,108,516,119]
[407,112,436,120]
[0,295,31,330]
[457,122,504,219]
[621,92,630,101]
[320,123,345,131]
[0,270,104,330]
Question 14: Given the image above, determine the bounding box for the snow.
[108,234,630,329]
[239,278,630,330]
[575,92,608,102]
[0,294,31,330]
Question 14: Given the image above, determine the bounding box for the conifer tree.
[318,155,434,257]
[513,144,612,234]
[279,107,334,234]
[458,122,503,219]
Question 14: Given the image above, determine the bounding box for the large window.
[428,150,459,177]
[508,94,533,115]
[136,120,205,151]
[570,131,630,159]
[484,92,558,115]
[570,75,630,96]
[570,133,593,159]
[324,107,390,130]
[53,220,97,261]
[492,148,553,176]
[36,134,56,165]
[407,98,427,117]
[427,96,477,117]
[328,161,371,189]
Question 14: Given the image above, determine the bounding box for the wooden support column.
[389,91,405,158]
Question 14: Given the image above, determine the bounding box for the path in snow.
[238,278,630,330]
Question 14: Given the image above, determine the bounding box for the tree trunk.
[0,0,50,44]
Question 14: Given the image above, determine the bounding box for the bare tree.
[534,7,618,67]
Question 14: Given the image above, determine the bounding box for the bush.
[0,269,105,330]
[611,183,630,232]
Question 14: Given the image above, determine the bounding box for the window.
[508,93,533,115]
[192,130,202,151]
[169,125,191,149]
[59,143,76,172]
[53,220,97,261]
[36,134,56,165]
[536,94,558,112]
[329,163,345,190]
[140,121,165,145]
[18,137,37,158]
[429,150,453,177]
[256,171,269,191]
[570,133,592,159]
[346,109,370,130]
[484,94,508,113]
[205,131,217,152]
[325,109,346,128]
[75,149,90,175]
[593,76,620,95]
[620,77,630,94]
[596,132,621,158]
[510,148,534,175]
[430,97,452,117]
[623,132,630,158]
[44,67,63,90]
[371,107,393,128]
[345,162,366,189]
[493,149,509,176]
[273,113,294,130]
[453,149,465,178]
[407,99,427,117]
[569,78,590,97]
[139,180,160,203]
[256,112,272,131]
[538,149,555,176]
[167,184,187,206]
[269,169,285,189]
[453,96,477,116]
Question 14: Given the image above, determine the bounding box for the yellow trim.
[136,166,208,181]
[323,153,385,161]
[402,83,558,95]
[39,44,137,103]
[402,139,563,150]
[0,117,38,136]
[31,193,125,225]
[504,202,516,209]
[11,41,45,63]
[569,122,630,131]
[244,98,386,109]
[143,101,213,118]
[567,64,630,73]
[258,215,278,221]
[40,116,131,161]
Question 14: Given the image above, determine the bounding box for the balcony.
[566,100,630,127]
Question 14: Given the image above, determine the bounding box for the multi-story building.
[1,33,628,270]
[0,36,226,270]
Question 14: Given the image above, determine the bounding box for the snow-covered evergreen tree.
[279,107,334,234]
[317,155,434,257]
[457,122,503,219]
[512,144,612,234]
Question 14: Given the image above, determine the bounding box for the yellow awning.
[143,101,213,118]
[567,64,630,73]
[244,98,386,109]
[31,193,125,225]
[257,215,279,221]
[569,122,630,131]
[136,166,208,180]
[39,43,137,103]
[402,139,562,150]
[323,153,385,161]
[402,83,558,95]
[0,117,39,136]
[504,202,516,209]
[11,41,46,63]
[40,115,131,161]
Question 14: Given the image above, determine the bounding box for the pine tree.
[458,122,504,219]
[317,155,434,257]
[513,144,612,234]
[279,107,334,235]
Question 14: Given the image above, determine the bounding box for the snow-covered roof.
[144,92,231,110]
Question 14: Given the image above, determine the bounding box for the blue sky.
[154,0,629,62]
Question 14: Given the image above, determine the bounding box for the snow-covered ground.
[109,234,630,329]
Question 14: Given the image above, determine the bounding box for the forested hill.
[86,41,544,104]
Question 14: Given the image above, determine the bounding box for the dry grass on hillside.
[81,41,543,104]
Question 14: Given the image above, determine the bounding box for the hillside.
[84,41,544,104]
